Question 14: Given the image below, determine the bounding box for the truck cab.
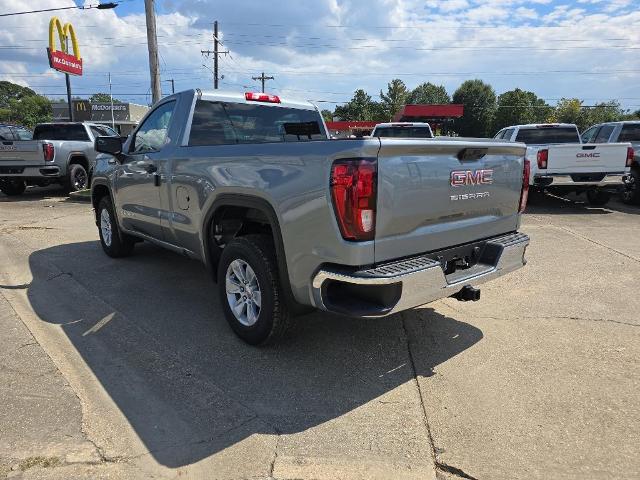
[371,122,434,139]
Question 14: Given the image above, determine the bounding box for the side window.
[494,130,504,139]
[581,126,598,143]
[13,128,33,140]
[189,100,237,146]
[90,125,117,138]
[594,124,615,143]
[131,101,176,153]
[0,126,14,140]
[502,129,514,141]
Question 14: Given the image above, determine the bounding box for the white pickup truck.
[494,123,633,206]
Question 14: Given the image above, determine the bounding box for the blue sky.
[0,0,638,113]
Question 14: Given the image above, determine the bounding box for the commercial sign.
[47,17,82,76]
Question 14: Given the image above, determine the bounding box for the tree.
[493,88,552,132]
[585,101,625,126]
[551,98,589,131]
[321,109,333,123]
[89,92,122,103]
[379,79,408,120]
[8,95,52,128]
[0,81,36,109]
[452,79,496,137]
[334,89,386,121]
[407,82,450,104]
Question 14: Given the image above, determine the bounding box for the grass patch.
[19,456,61,471]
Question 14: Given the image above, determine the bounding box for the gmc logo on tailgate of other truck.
[450,169,494,187]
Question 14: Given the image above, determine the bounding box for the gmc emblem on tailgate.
[450,169,494,187]
[576,152,600,158]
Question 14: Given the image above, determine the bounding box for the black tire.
[586,189,611,206]
[217,234,292,345]
[66,163,89,193]
[97,196,135,257]
[0,179,26,196]
[622,168,640,205]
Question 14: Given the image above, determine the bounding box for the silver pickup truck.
[91,89,530,345]
[0,122,118,196]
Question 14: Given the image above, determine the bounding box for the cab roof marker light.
[245,92,281,103]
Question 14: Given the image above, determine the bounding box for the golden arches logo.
[49,17,81,59]
[46,17,83,76]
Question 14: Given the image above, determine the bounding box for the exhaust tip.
[451,285,481,302]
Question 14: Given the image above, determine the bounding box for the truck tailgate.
[0,141,44,166]
[545,143,629,172]
[375,139,526,263]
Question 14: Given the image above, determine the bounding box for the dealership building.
[52,100,149,135]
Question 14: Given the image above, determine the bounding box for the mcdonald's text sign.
[47,17,83,76]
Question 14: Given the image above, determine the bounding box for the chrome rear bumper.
[311,232,529,317]
[534,173,626,186]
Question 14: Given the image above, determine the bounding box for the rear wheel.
[0,179,26,196]
[66,163,89,192]
[622,169,640,205]
[97,196,135,257]
[586,189,611,206]
[217,234,292,345]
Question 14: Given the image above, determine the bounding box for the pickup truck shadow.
[25,241,482,468]
[525,191,615,215]
[0,185,67,201]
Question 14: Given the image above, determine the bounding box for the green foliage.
[548,98,626,132]
[8,95,52,129]
[407,82,450,104]
[452,79,496,137]
[334,89,386,122]
[321,109,334,123]
[0,81,36,109]
[89,93,122,103]
[493,88,552,133]
[379,79,408,120]
[586,101,625,126]
[0,81,51,128]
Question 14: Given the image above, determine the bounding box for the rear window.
[188,100,326,146]
[373,126,433,138]
[33,124,89,141]
[515,127,579,145]
[618,124,640,142]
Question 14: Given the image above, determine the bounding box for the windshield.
[373,126,433,138]
[619,124,640,142]
[515,127,579,145]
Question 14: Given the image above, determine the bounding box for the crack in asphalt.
[553,225,640,264]
[400,312,479,480]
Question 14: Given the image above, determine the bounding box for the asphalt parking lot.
[1,187,639,480]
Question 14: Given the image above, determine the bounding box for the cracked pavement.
[0,187,639,479]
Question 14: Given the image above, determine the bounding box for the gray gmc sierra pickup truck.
[91,89,530,345]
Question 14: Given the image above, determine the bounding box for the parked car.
[371,122,434,138]
[581,121,639,204]
[494,123,632,206]
[92,89,530,345]
[0,122,118,196]
[0,123,33,141]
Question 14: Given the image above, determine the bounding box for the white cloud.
[0,0,638,113]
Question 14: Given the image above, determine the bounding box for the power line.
[0,2,118,17]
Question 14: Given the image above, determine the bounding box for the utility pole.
[252,72,274,93]
[201,21,228,89]
[144,0,161,104]
[164,79,175,94]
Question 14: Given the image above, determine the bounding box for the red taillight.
[330,159,377,241]
[43,142,54,162]
[519,159,530,213]
[626,147,635,167]
[245,92,280,103]
[537,149,548,169]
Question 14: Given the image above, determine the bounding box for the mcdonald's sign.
[46,17,83,76]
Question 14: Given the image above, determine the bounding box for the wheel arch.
[202,194,302,311]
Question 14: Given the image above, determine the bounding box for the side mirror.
[95,136,123,156]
